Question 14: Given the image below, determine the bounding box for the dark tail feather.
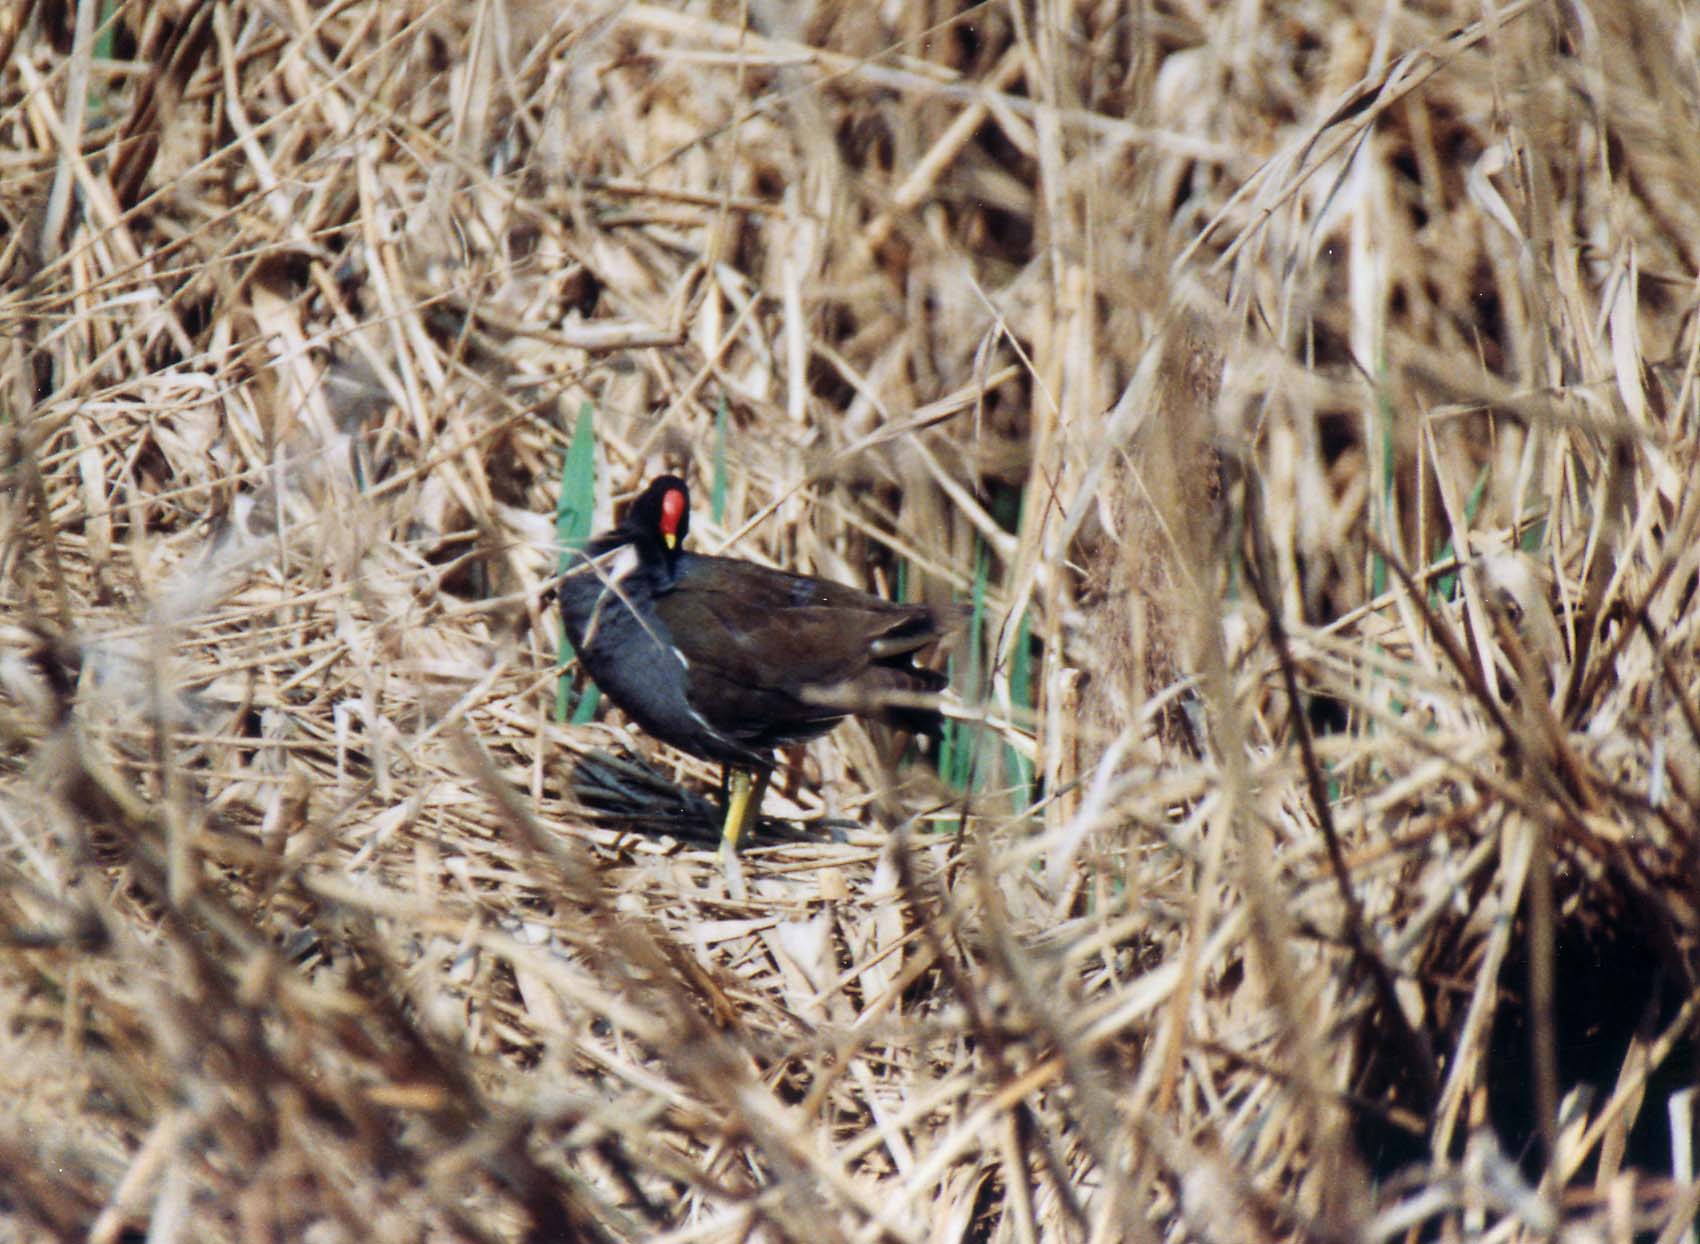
[868,665,949,737]
[798,664,948,735]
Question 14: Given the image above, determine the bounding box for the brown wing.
[654,555,947,748]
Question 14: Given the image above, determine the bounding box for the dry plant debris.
[4,1,1700,1241]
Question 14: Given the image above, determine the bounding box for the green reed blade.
[556,403,600,724]
[712,395,729,525]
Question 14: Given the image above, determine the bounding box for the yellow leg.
[719,767,770,855]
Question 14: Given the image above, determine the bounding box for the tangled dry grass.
[5,0,1700,1240]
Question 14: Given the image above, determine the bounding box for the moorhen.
[555,475,949,853]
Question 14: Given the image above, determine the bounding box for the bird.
[553,475,950,855]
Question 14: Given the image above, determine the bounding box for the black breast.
[556,544,758,765]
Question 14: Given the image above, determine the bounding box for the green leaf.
[712,395,729,525]
[940,537,988,810]
[1008,607,1034,812]
[555,403,599,723]
[1429,463,1490,605]
[1369,382,1395,599]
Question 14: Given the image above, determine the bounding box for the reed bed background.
[4,0,1700,1240]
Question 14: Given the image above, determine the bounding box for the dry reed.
[4,1,1700,1241]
